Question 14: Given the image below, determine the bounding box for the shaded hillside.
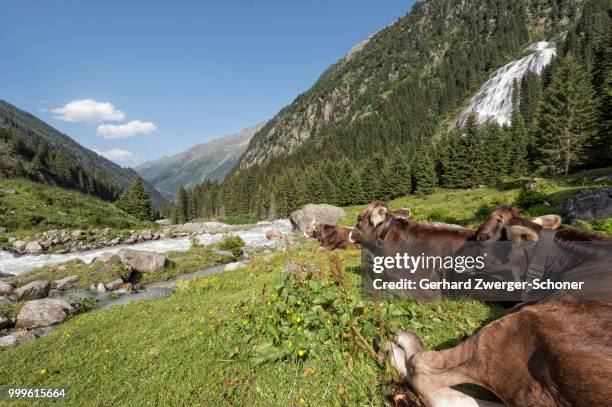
[136,123,264,200]
[0,100,165,207]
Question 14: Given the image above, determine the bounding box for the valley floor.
[0,169,610,406]
[0,242,500,406]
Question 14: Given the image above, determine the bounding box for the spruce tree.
[414,150,437,195]
[176,185,189,224]
[13,160,27,178]
[537,53,598,176]
[117,176,153,221]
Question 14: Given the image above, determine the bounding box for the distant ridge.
[136,122,265,200]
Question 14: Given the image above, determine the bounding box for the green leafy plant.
[219,235,245,257]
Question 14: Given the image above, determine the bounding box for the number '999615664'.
[1,387,68,400]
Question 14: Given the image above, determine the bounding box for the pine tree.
[267,191,277,220]
[388,150,411,198]
[117,176,153,220]
[175,185,189,224]
[414,149,437,195]
[537,53,598,176]
[13,160,27,178]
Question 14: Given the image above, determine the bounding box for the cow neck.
[378,216,397,241]
[522,229,557,300]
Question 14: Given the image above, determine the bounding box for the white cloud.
[51,99,125,123]
[94,148,136,162]
[96,120,158,139]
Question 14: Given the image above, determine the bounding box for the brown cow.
[305,221,357,251]
[475,206,609,242]
[383,300,612,406]
[350,201,475,243]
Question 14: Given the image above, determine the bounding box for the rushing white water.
[452,41,556,128]
[0,219,293,275]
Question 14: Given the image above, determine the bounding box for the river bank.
[0,219,292,276]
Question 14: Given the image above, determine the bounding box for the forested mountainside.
[0,101,165,206]
[167,0,610,223]
[136,122,264,200]
[239,0,582,169]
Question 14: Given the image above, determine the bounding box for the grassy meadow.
[0,169,610,406]
[0,179,156,243]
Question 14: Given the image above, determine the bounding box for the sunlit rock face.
[451,41,556,129]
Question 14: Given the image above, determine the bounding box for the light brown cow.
[475,206,608,242]
[383,300,612,406]
[350,201,476,243]
[305,220,357,251]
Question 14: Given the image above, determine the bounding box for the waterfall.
[451,41,556,129]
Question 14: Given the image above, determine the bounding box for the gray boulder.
[0,296,14,306]
[0,330,37,347]
[289,204,346,235]
[562,187,612,224]
[117,249,168,273]
[16,298,75,329]
[93,252,120,263]
[96,283,107,293]
[0,282,14,296]
[224,262,245,272]
[105,279,124,291]
[54,275,80,290]
[12,240,26,252]
[25,241,44,254]
[14,280,51,301]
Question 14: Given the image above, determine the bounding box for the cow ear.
[395,208,412,219]
[370,205,388,227]
[508,225,540,242]
[530,214,561,230]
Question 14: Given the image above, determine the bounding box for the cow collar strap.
[378,216,397,241]
[522,229,556,300]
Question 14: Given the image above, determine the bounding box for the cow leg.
[384,331,503,407]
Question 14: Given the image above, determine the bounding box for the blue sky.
[0,0,413,166]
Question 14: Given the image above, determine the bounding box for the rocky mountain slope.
[0,100,165,206]
[238,0,583,168]
[136,123,264,200]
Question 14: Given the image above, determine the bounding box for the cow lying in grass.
[304,208,414,251]
[383,300,612,406]
[304,221,357,251]
[475,206,608,242]
[350,201,476,244]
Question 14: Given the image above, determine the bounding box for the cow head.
[475,206,561,242]
[304,218,319,238]
[351,200,391,243]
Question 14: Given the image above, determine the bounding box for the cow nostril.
[478,234,489,241]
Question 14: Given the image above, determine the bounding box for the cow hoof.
[382,340,408,378]
[397,330,424,358]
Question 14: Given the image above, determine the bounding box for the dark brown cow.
[384,300,612,406]
[350,200,476,243]
[305,221,357,251]
[475,206,609,242]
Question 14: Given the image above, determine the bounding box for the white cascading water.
[451,41,556,128]
[0,219,293,275]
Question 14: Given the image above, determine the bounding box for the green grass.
[340,168,612,229]
[0,168,610,406]
[0,243,501,406]
[0,179,156,240]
